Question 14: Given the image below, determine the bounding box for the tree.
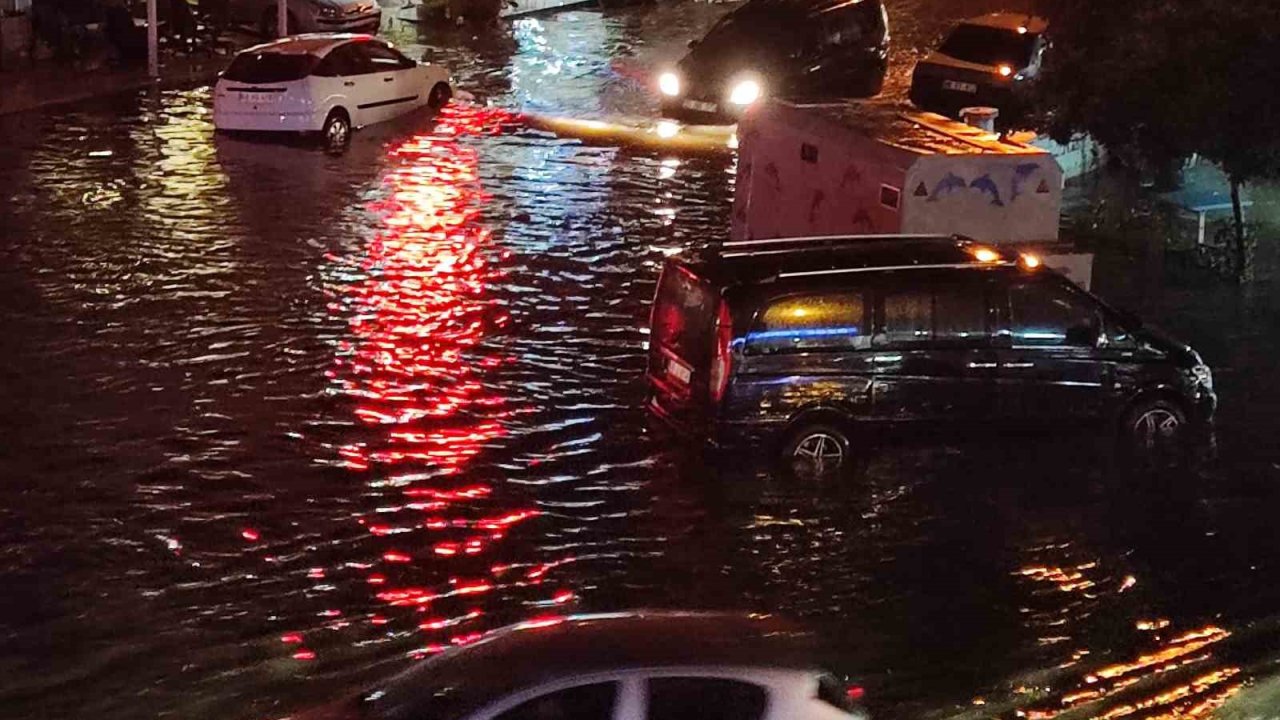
[1032,0,1280,279]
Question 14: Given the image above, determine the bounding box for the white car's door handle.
[343,81,354,87]
[383,77,394,83]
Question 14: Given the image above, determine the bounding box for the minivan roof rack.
[712,233,965,259]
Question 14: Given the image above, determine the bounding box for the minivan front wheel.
[1120,398,1188,469]
[783,424,853,479]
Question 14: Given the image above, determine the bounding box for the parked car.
[909,13,1048,119]
[646,235,1215,476]
[295,611,868,720]
[658,0,889,124]
[213,35,453,145]
[227,0,380,38]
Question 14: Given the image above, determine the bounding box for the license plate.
[667,358,692,384]
[942,80,978,93]
[240,92,280,104]
[682,99,717,113]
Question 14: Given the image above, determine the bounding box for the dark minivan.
[658,0,889,123]
[646,236,1215,475]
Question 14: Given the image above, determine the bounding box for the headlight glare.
[659,72,681,97]
[729,79,762,106]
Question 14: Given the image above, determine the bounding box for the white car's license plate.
[942,80,978,93]
[682,99,717,113]
[240,92,280,104]
[667,358,692,384]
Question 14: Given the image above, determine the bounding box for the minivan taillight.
[708,299,732,403]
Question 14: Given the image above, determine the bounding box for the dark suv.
[658,0,889,124]
[646,236,1215,475]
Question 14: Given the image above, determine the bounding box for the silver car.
[229,0,381,38]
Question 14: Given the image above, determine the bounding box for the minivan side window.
[877,280,989,347]
[747,292,869,354]
[1010,280,1100,347]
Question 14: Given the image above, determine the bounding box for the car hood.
[1135,324,1200,367]
[678,43,794,89]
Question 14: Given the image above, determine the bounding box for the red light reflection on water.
[316,105,575,663]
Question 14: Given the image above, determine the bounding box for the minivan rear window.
[652,264,717,364]
[749,292,868,354]
[222,52,318,83]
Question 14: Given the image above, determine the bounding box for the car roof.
[241,33,377,57]
[726,0,879,20]
[365,611,822,719]
[676,235,1024,288]
[958,12,1048,34]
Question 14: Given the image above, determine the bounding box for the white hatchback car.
[292,611,869,720]
[213,34,452,145]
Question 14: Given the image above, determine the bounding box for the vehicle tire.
[321,108,351,149]
[1118,397,1189,470]
[855,71,885,98]
[782,423,854,480]
[427,82,453,110]
[259,9,297,38]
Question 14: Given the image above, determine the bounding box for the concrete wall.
[900,153,1063,242]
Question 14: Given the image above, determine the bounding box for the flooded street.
[2,2,1280,719]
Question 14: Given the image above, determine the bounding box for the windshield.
[699,2,805,51]
[939,24,1037,67]
[222,52,318,83]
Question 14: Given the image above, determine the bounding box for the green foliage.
[1034,0,1280,185]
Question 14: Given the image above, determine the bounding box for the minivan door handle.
[343,81,355,87]
[967,361,998,369]
[1002,362,1035,369]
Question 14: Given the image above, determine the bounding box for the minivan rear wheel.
[1120,398,1188,470]
[783,423,853,480]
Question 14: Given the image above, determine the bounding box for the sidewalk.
[0,53,225,115]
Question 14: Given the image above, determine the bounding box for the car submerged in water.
[647,235,1216,477]
[292,612,869,720]
[658,0,890,124]
[909,13,1048,120]
[213,34,453,146]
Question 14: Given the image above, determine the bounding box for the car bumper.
[646,393,780,454]
[659,96,747,125]
[313,9,381,32]
[908,78,1015,117]
[213,108,325,133]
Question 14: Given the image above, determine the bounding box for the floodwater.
[2,2,1280,719]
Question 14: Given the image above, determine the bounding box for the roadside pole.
[147,0,158,77]
[277,0,287,37]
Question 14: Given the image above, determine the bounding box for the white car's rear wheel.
[322,109,351,148]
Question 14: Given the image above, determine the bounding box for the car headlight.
[729,79,762,106]
[658,72,681,97]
